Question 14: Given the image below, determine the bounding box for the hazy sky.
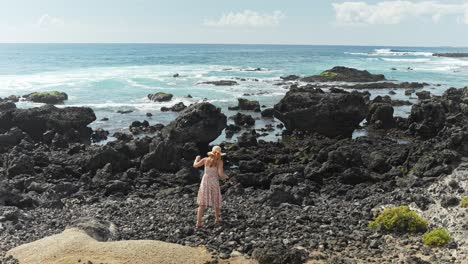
[1,0,468,46]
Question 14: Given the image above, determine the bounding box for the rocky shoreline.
[1,66,467,263]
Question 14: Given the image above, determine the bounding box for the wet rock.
[261,108,274,118]
[230,113,255,127]
[225,124,241,138]
[280,75,300,81]
[237,98,261,111]
[117,110,133,114]
[274,87,367,138]
[91,128,109,143]
[416,91,431,100]
[200,80,238,86]
[161,102,187,112]
[147,92,173,102]
[237,130,258,147]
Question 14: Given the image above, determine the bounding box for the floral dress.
[197,163,222,208]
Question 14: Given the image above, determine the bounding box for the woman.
[193,145,229,228]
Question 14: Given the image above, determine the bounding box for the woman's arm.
[193,156,205,168]
[217,160,229,180]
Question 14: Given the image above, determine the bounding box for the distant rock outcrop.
[23,91,68,104]
[301,66,386,83]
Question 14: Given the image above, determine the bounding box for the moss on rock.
[319,71,338,78]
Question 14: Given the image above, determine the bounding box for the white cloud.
[204,10,285,28]
[37,14,64,28]
[333,1,468,25]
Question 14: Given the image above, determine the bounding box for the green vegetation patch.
[30,91,63,96]
[369,206,428,233]
[460,197,468,208]
[422,228,452,247]
[319,71,338,78]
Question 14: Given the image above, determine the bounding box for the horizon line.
[0,42,466,48]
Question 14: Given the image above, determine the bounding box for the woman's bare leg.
[196,206,205,227]
[214,207,220,223]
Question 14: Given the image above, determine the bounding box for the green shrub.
[369,206,428,233]
[320,71,337,78]
[461,197,468,208]
[422,228,451,247]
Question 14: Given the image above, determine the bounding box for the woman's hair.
[206,151,221,167]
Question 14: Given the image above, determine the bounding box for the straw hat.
[207,145,226,156]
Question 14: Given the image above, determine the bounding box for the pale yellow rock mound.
[7,228,256,264]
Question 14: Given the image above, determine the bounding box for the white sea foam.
[345,49,433,57]
[382,58,431,62]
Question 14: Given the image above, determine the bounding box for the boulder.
[161,102,187,112]
[261,108,275,118]
[147,92,173,102]
[408,101,446,139]
[416,91,431,100]
[367,103,395,129]
[23,91,68,104]
[0,102,16,111]
[238,98,261,111]
[162,102,227,149]
[0,105,96,143]
[230,113,255,127]
[301,66,385,82]
[274,87,368,138]
[237,130,258,147]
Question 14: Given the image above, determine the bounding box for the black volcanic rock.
[237,98,261,111]
[230,113,255,127]
[199,80,238,86]
[147,92,173,102]
[161,102,187,112]
[0,105,96,143]
[274,87,368,138]
[301,66,386,82]
[408,101,446,139]
[162,102,227,148]
[433,53,468,58]
[280,75,300,81]
[261,108,274,118]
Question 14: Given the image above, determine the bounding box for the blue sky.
[1,0,468,46]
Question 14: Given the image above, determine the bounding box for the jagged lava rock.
[273,86,368,138]
[162,102,227,146]
[0,105,96,142]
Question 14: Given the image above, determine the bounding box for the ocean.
[1,44,468,143]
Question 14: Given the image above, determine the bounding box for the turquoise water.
[1,44,468,142]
